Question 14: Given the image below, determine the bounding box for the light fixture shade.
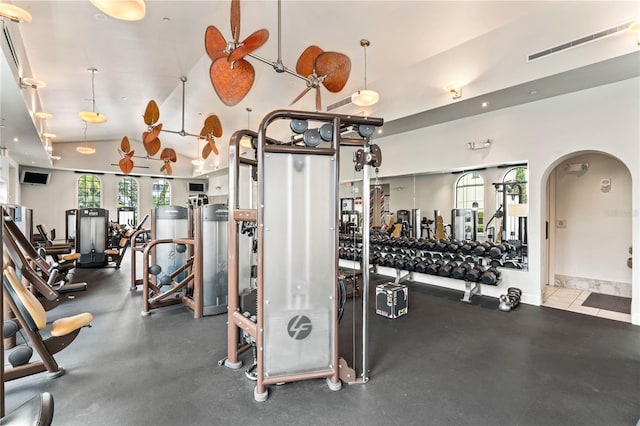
[79,111,107,124]
[76,146,96,155]
[90,0,145,21]
[629,20,640,32]
[35,112,53,120]
[0,3,32,23]
[351,89,379,107]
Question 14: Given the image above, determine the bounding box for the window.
[117,177,139,225]
[499,166,528,241]
[152,179,171,207]
[77,175,101,208]
[455,171,484,234]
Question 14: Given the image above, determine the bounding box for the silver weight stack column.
[151,206,190,283]
[201,204,228,316]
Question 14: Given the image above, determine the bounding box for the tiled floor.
[543,285,632,323]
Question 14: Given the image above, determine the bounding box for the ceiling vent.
[327,96,353,112]
[2,25,19,69]
[528,19,634,62]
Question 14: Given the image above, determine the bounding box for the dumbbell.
[414,259,429,273]
[452,262,472,280]
[465,265,487,282]
[480,266,501,285]
[394,255,408,270]
[426,259,445,275]
[488,246,503,259]
[435,239,448,252]
[383,254,395,267]
[442,253,454,262]
[438,261,457,277]
[473,242,491,257]
[404,258,418,272]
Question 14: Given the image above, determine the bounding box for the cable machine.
[225,110,383,402]
[75,208,108,268]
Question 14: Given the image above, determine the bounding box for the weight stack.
[375,283,408,319]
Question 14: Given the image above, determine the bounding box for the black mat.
[582,292,631,314]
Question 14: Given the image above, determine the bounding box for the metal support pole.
[361,143,371,382]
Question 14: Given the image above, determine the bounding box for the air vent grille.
[327,96,352,112]
[2,25,19,69]
[528,20,634,62]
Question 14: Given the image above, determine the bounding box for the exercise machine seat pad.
[50,312,93,337]
[104,249,119,256]
[62,253,80,261]
[4,265,47,330]
[0,392,54,426]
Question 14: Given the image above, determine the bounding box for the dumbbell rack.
[339,236,504,304]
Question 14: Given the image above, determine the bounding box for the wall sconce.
[564,163,589,173]
[450,86,462,99]
[20,77,46,89]
[467,139,491,150]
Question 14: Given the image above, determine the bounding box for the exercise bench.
[2,264,93,381]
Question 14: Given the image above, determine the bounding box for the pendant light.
[240,107,253,148]
[351,39,379,107]
[77,122,96,155]
[79,68,107,124]
[0,2,32,23]
[89,0,145,21]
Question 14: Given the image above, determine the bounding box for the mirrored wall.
[339,163,529,270]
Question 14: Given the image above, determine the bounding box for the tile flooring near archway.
[543,285,631,323]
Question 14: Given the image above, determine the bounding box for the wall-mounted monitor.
[187,181,207,192]
[20,169,51,185]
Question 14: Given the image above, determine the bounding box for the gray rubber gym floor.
[5,257,639,426]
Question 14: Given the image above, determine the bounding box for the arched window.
[77,174,101,208]
[455,171,485,235]
[152,179,171,207]
[117,177,139,226]
[499,166,528,241]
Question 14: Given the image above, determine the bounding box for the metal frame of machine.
[225,110,383,401]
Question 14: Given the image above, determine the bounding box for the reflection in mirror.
[339,162,528,271]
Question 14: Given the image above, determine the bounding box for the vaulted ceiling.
[1,1,638,178]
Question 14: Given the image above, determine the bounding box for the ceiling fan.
[118,78,223,175]
[205,0,351,111]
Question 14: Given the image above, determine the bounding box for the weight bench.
[34,224,73,257]
[2,264,93,381]
[3,214,86,296]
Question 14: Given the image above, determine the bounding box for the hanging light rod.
[79,68,107,124]
[351,39,379,107]
[0,2,32,23]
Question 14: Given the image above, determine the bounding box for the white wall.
[554,153,632,284]
[20,168,206,236]
[339,77,639,324]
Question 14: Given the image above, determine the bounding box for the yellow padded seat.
[62,253,81,261]
[4,265,47,330]
[104,249,119,256]
[50,313,93,337]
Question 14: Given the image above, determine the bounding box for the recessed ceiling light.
[13,138,18,142]
[529,90,537,95]
[481,102,489,108]
[377,129,383,134]
[42,132,57,139]
[163,17,170,22]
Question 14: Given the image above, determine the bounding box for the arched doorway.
[543,152,632,322]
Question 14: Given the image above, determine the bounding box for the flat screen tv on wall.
[20,170,51,185]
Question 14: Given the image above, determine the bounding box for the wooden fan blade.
[205,26,228,62]
[143,134,161,156]
[209,58,255,106]
[208,138,219,156]
[316,52,351,93]
[120,136,131,153]
[316,87,321,111]
[160,147,177,162]
[165,162,173,175]
[119,157,134,174]
[201,115,223,138]
[160,164,166,173]
[228,28,269,63]
[202,142,213,159]
[230,0,240,42]
[126,150,135,158]
[144,100,160,126]
[296,45,323,77]
[290,87,311,106]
